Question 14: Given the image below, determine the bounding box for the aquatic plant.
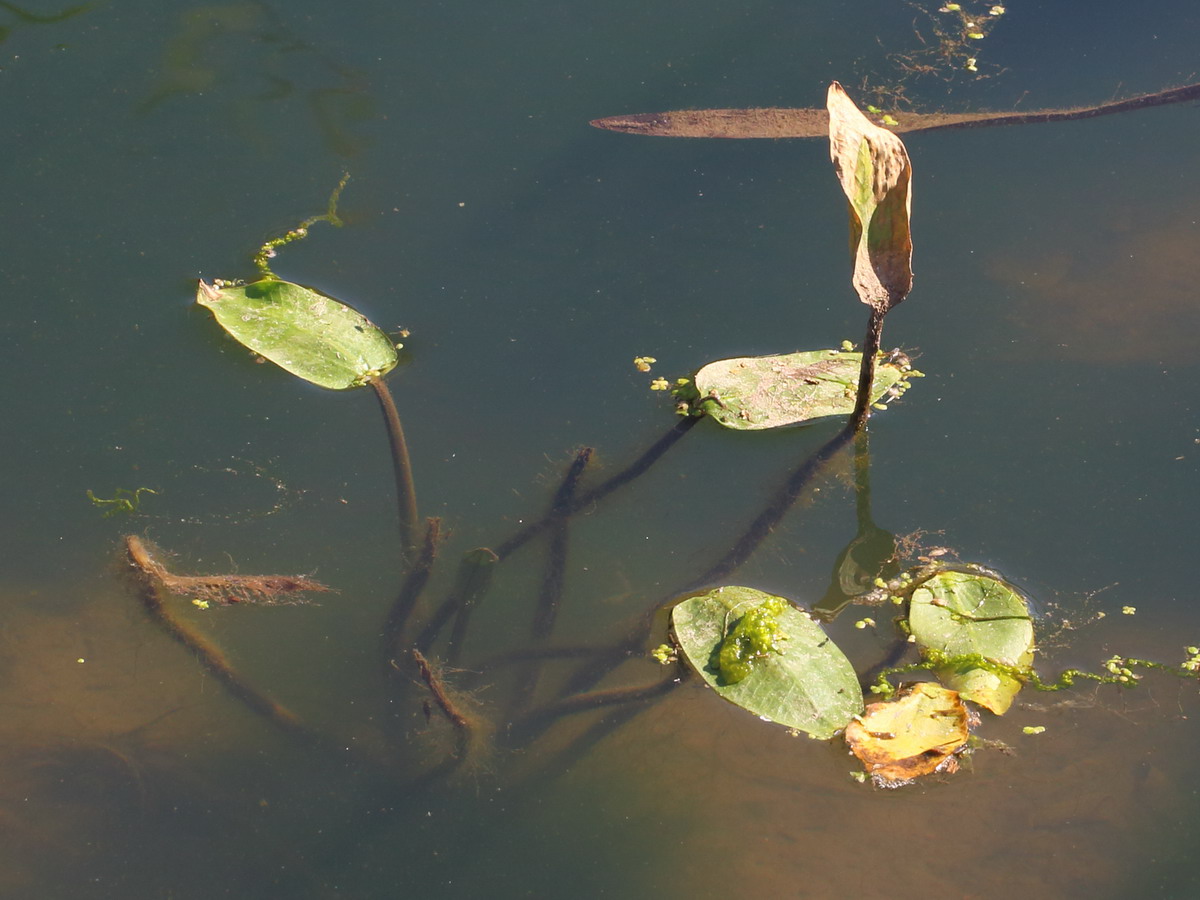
[95,84,1200,801]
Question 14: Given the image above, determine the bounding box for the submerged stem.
[381,518,443,661]
[370,376,420,558]
[494,417,698,561]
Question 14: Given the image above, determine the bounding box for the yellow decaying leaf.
[826,82,914,312]
[844,682,970,786]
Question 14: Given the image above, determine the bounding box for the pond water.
[1,1,1198,897]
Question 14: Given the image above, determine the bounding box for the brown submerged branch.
[590,81,1200,139]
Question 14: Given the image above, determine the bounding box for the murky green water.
[2,1,1198,897]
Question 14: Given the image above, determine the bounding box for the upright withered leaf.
[827,82,914,313]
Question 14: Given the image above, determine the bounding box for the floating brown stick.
[123,535,315,739]
[590,80,1200,139]
[124,534,331,606]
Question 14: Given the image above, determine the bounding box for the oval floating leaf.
[671,586,863,739]
[845,682,970,786]
[691,349,909,430]
[197,279,397,390]
[827,82,914,312]
[908,570,1035,714]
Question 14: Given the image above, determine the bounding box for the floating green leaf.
[908,570,1034,714]
[671,586,863,739]
[196,279,397,390]
[689,349,910,430]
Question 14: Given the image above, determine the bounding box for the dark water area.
[1,1,1197,897]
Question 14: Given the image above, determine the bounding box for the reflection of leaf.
[671,586,863,740]
[908,570,1034,714]
[815,520,897,620]
[827,83,913,313]
[845,682,970,786]
[196,279,397,390]
[690,349,909,430]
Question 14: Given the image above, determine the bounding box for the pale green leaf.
[197,279,397,390]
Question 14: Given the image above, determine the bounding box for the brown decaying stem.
[381,518,442,661]
[410,648,472,731]
[494,417,698,561]
[851,306,888,433]
[123,536,315,740]
[123,534,330,606]
[369,376,420,558]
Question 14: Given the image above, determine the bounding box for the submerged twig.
[410,648,472,732]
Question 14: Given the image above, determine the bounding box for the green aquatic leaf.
[691,349,908,430]
[671,586,863,739]
[908,570,1035,714]
[196,279,396,390]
